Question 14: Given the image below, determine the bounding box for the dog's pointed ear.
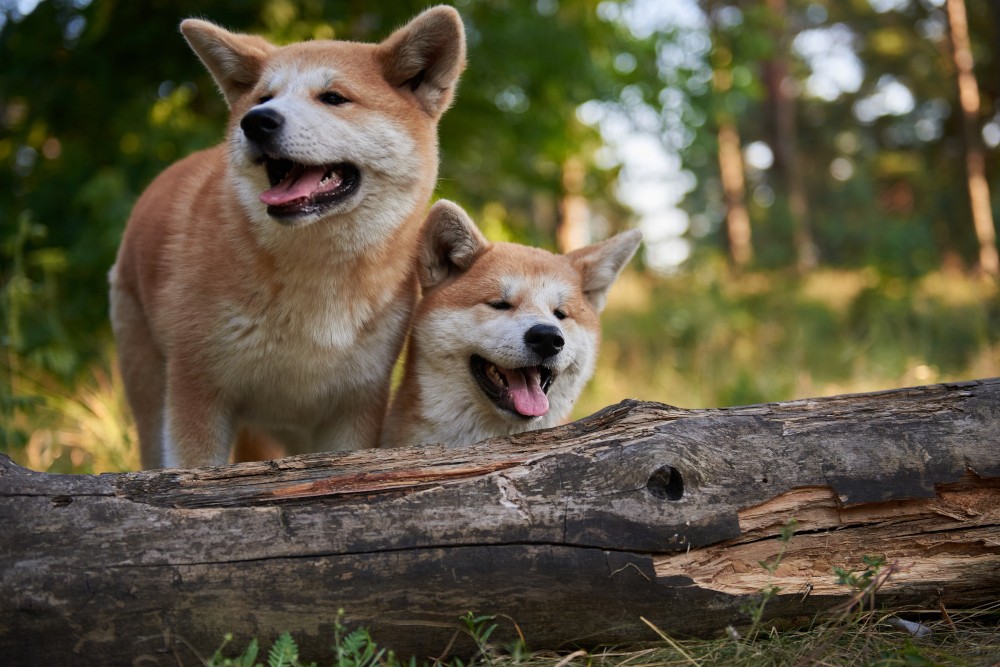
[567,230,642,312]
[180,19,275,108]
[419,200,488,291]
[378,6,466,118]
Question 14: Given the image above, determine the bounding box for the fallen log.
[2,379,999,665]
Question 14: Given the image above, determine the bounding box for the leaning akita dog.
[109,8,465,468]
[381,200,641,448]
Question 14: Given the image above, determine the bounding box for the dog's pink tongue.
[505,367,549,417]
[260,166,338,206]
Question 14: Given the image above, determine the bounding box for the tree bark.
[2,379,999,665]
[946,0,999,278]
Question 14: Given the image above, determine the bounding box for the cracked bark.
[2,379,999,665]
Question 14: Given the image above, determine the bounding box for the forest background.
[2,0,998,474]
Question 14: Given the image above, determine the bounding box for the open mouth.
[257,157,360,219]
[470,354,554,419]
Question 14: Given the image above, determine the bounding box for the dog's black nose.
[524,324,564,358]
[241,107,284,144]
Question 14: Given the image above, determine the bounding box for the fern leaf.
[239,638,260,667]
[268,632,299,667]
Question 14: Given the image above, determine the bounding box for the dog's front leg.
[161,360,235,468]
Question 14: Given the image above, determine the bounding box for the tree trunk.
[557,156,590,253]
[2,379,999,666]
[946,0,1000,278]
[710,16,754,270]
[763,0,817,272]
[717,120,754,268]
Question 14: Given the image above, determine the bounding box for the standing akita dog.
[109,8,465,468]
[381,200,641,448]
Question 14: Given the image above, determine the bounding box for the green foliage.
[209,634,261,667]
[720,531,991,667]
[669,0,999,274]
[577,266,1000,417]
[834,554,888,591]
[2,209,72,456]
[202,602,1000,667]
[460,612,499,649]
[206,611,520,667]
[207,624,347,667]
[833,554,891,619]
[1,354,137,473]
[457,611,529,666]
[332,609,388,667]
[268,632,302,667]
[870,639,938,667]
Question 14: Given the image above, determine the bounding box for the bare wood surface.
[2,379,999,665]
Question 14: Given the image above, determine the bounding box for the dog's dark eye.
[258,95,273,105]
[554,308,567,320]
[318,91,350,106]
[489,300,513,311]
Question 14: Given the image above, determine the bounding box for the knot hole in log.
[646,465,683,500]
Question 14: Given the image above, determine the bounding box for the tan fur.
[382,201,641,448]
[110,8,465,468]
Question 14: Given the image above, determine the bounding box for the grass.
[575,265,1000,416]
[203,605,1000,667]
[1,352,138,473]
